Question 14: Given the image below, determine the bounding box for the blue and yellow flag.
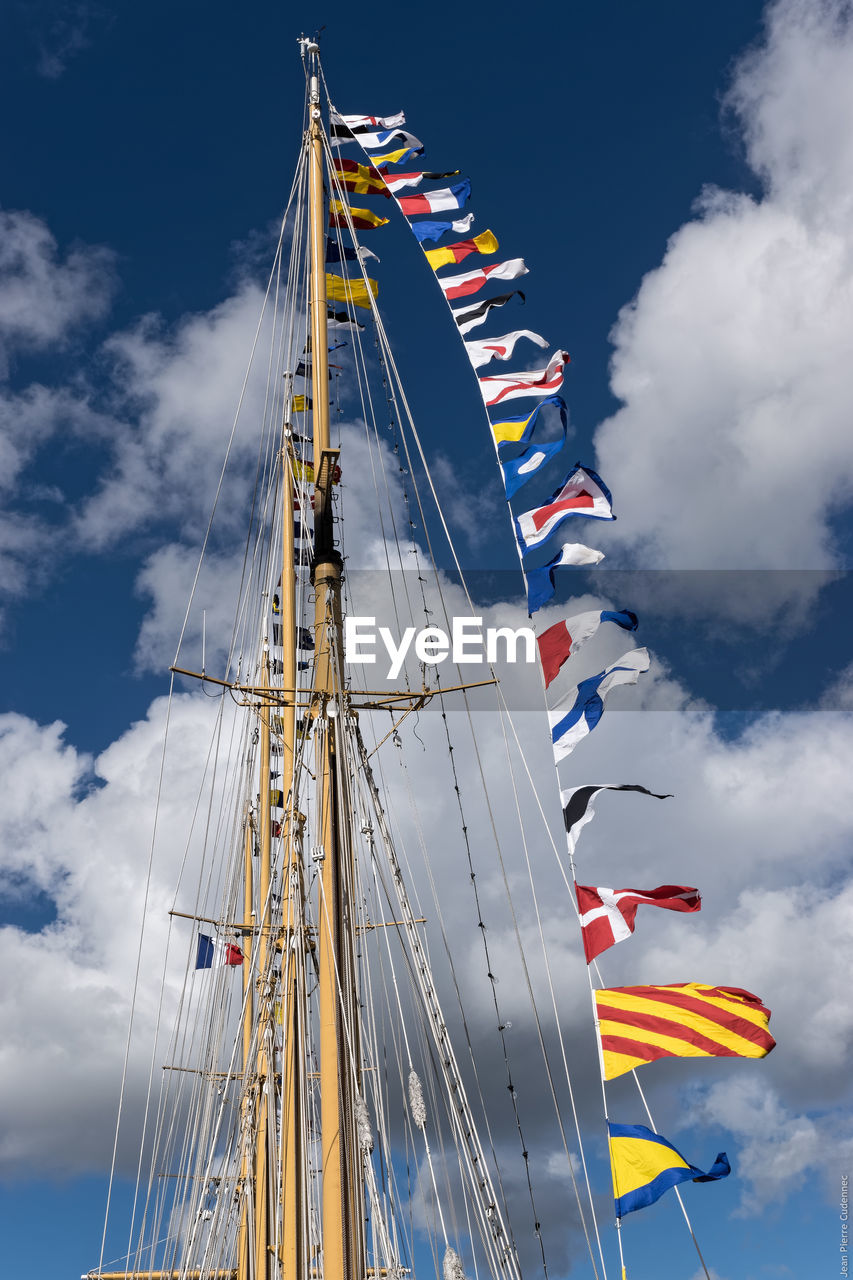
[608,1123,730,1217]
[490,394,567,449]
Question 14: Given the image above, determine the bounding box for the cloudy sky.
[1,2,851,1278]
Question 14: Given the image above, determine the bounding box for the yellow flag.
[326,273,379,310]
[424,229,498,272]
[369,145,413,167]
[292,395,311,413]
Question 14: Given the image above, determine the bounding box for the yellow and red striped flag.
[424,229,498,272]
[594,983,775,1080]
[329,200,389,232]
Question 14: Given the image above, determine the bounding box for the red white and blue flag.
[537,609,638,688]
[575,884,701,963]
[515,463,614,556]
[399,179,472,215]
[196,933,243,969]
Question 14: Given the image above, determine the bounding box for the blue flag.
[609,1123,730,1217]
[500,432,567,499]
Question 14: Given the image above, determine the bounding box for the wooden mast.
[306,44,364,1280]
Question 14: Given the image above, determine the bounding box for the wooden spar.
[280,411,305,1275]
[307,54,364,1280]
[237,816,254,1279]
[252,659,272,1274]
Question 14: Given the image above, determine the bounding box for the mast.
[306,42,365,1280]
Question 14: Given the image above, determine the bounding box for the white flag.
[464,329,549,370]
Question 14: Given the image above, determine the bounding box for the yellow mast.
[279,431,305,1276]
[306,45,365,1280]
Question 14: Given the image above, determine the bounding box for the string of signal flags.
[321,104,777,1245]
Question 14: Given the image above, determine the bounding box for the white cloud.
[74,283,273,548]
[0,696,230,1176]
[687,1076,853,1217]
[0,208,115,376]
[593,0,853,620]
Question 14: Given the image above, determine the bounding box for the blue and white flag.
[515,463,614,557]
[409,214,475,245]
[501,431,567,499]
[523,542,605,614]
[548,648,649,763]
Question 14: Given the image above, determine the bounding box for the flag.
[272,624,314,649]
[327,308,365,330]
[329,200,390,231]
[292,459,341,485]
[326,238,378,264]
[399,179,472,215]
[515,463,614,556]
[439,258,528,301]
[381,168,459,194]
[465,328,548,370]
[523,542,605,614]
[196,933,243,969]
[331,111,406,133]
[576,884,701,963]
[491,394,565,448]
[332,158,390,197]
[608,1124,730,1218]
[595,983,776,1080]
[362,128,423,153]
[292,395,311,412]
[333,126,422,152]
[537,609,639,687]
[424,230,498,271]
[558,778,671,860]
[452,290,525,335]
[548,648,650,763]
[326,274,379,310]
[409,214,475,245]
[370,144,424,167]
[500,433,567,500]
[480,350,569,407]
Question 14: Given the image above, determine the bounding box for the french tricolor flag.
[515,463,614,556]
[195,933,244,969]
[575,884,701,963]
[398,179,471,215]
[537,609,638,688]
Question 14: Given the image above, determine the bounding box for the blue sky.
[0,2,851,1279]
